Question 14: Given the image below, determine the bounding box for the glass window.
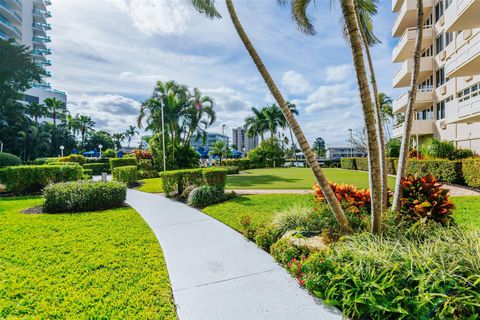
[436,101,445,120]
[435,34,444,54]
[436,67,445,87]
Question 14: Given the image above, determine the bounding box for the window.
[424,14,433,27]
[435,1,444,21]
[445,32,454,46]
[435,34,444,54]
[416,106,433,120]
[422,45,433,57]
[436,67,445,87]
[436,100,445,120]
[419,75,433,91]
[445,0,452,9]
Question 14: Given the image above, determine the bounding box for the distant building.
[232,127,258,156]
[326,146,366,160]
[191,132,229,150]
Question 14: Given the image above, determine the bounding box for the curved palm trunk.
[288,127,298,164]
[341,0,382,234]
[392,0,424,212]
[225,0,351,232]
[357,10,388,212]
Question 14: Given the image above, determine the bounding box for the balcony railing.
[0,13,21,37]
[0,0,22,22]
[445,32,480,77]
[32,22,51,30]
[36,60,52,66]
[32,35,51,43]
[32,48,52,55]
[0,28,7,40]
[32,8,51,18]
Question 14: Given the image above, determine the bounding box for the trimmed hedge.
[222,159,252,170]
[160,168,227,195]
[462,158,480,188]
[224,166,240,174]
[110,157,137,171]
[57,154,86,165]
[82,168,93,179]
[112,166,138,185]
[83,163,111,175]
[0,152,22,167]
[355,158,368,171]
[407,159,463,184]
[0,165,83,194]
[32,157,58,165]
[340,158,356,170]
[43,181,127,213]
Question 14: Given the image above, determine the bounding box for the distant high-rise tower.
[232,127,258,155]
[1,0,66,104]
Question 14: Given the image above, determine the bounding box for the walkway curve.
[125,189,342,320]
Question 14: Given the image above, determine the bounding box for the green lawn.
[226,168,396,190]
[203,194,480,233]
[136,177,163,193]
[0,197,176,319]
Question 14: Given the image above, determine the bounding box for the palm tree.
[16,125,51,161]
[44,97,66,126]
[209,140,226,164]
[76,114,95,148]
[26,102,47,124]
[244,107,268,141]
[262,104,285,139]
[124,125,139,149]
[379,93,393,139]
[112,133,125,150]
[184,87,216,144]
[392,0,424,212]
[191,0,351,232]
[287,0,383,233]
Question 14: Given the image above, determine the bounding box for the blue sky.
[48,0,400,146]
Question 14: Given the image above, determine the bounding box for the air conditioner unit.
[465,75,473,82]
[439,50,446,61]
[440,84,447,95]
[463,29,472,40]
[440,121,447,130]
[439,15,444,26]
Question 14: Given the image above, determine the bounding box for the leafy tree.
[312,137,326,158]
[209,140,226,164]
[26,102,47,124]
[76,114,95,148]
[16,125,51,161]
[85,130,115,151]
[44,97,66,126]
[244,107,268,141]
[248,138,285,168]
[124,125,139,149]
[112,133,125,150]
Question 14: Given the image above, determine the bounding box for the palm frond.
[291,0,316,36]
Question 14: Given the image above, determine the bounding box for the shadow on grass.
[227,174,301,188]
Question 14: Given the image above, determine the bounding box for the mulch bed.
[22,205,44,214]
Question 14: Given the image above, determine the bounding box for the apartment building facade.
[392,0,480,153]
[0,0,66,104]
[232,127,259,155]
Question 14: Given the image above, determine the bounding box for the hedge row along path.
[125,189,342,320]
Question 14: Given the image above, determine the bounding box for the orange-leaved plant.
[134,149,152,160]
[399,174,454,224]
[314,182,371,214]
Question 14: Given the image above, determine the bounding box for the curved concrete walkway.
[125,189,342,320]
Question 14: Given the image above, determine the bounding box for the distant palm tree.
[44,97,66,126]
[244,107,268,141]
[184,87,216,144]
[124,125,139,149]
[77,114,95,147]
[112,132,125,150]
[26,102,47,123]
[16,125,51,161]
[263,104,285,139]
[379,93,393,139]
[191,0,351,232]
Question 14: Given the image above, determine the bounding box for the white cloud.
[325,64,353,83]
[281,70,311,94]
[304,83,358,113]
[108,0,192,35]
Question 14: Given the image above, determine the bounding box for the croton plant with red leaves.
[134,149,152,160]
[399,174,455,224]
[313,182,371,214]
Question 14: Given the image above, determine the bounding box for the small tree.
[312,137,326,158]
[209,140,226,164]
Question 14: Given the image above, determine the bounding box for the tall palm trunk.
[392,0,424,212]
[225,0,351,232]
[340,0,382,234]
[356,9,388,212]
[288,127,298,164]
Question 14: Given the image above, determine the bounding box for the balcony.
[392,26,433,63]
[36,59,52,66]
[393,88,434,113]
[0,12,21,39]
[392,0,433,37]
[32,48,51,55]
[392,0,404,12]
[0,0,22,23]
[393,56,434,88]
[445,0,480,32]
[447,85,480,124]
[445,32,480,78]
[7,0,21,9]
[32,35,51,43]
[32,22,51,31]
[33,82,51,89]
[393,119,435,138]
[32,8,51,21]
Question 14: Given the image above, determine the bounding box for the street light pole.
[161,103,166,171]
[0,141,3,153]
[348,129,353,157]
[60,145,64,157]
[98,144,103,158]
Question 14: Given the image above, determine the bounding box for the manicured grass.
[135,177,163,193]
[203,194,480,233]
[226,168,396,190]
[451,196,480,231]
[0,196,176,319]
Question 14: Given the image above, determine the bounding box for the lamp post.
[0,141,3,153]
[59,145,64,157]
[161,103,166,171]
[348,129,353,157]
[98,144,103,158]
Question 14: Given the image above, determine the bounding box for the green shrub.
[452,148,475,160]
[399,175,455,225]
[0,152,22,167]
[85,157,110,164]
[160,168,227,195]
[239,215,256,240]
[32,157,58,165]
[57,154,86,165]
[224,166,239,174]
[137,159,158,179]
[112,166,138,185]
[354,157,368,171]
[82,163,110,175]
[247,139,285,168]
[462,158,480,188]
[110,157,137,172]
[43,181,127,213]
[270,238,310,266]
[82,168,93,179]
[419,138,456,159]
[290,227,480,319]
[222,159,252,170]
[386,157,397,175]
[254,225,282,251]
[272,204,312,234]
[103,148,116,158]
[187,185,229,208]
[386,138,401,157]
[340,158,356,170]
[0,165,83,194]
[407,159,463,183]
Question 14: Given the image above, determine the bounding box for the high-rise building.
[392,0,480,153]
[232,127,258,155]
[1,0,66,104]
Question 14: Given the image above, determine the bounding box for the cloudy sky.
[47,0,400,147]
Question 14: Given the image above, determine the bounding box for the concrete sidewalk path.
[125,189,342,320]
